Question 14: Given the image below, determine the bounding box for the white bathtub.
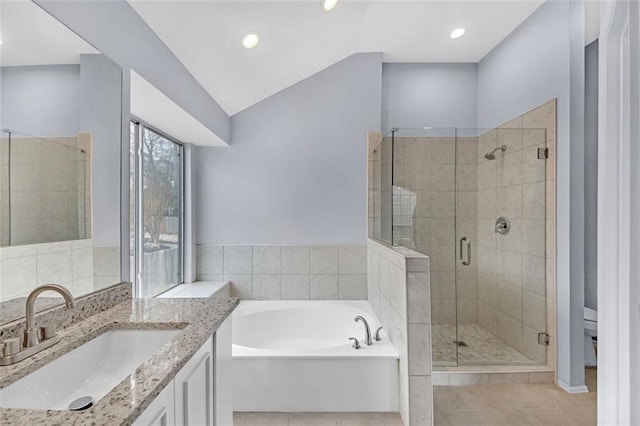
[232,300,399,412]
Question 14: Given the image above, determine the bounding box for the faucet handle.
[349,337,361,350]
[374,327,383,342]
[2,337,21,357]
[40,324,57,340]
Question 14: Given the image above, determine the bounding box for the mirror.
[1,130,91,245]
[0,1,123,323]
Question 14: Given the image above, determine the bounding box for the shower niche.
[369,103,556,370]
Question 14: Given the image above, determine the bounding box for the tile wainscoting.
[196,245,367,300]
[0,239,120,301]
[367,239,433,426]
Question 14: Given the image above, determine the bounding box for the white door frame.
[597,0,639,424]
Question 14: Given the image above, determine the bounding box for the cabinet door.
[175,335,214,426]
[133,381,175,426]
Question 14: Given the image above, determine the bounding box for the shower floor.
[432,324,538,367]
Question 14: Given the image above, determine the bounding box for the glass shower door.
[455,127,548,366]
[386,128,460,367]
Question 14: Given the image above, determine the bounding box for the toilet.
[584,307,598,366]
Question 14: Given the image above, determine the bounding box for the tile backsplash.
[0,239,120,302]
[196,245,367,300]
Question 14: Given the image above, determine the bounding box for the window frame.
[130,117,185,297]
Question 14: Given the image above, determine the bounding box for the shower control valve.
[495,217,511,235]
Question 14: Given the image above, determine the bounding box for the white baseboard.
[557,379,589,394]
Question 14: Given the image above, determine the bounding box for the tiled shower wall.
[0,133,92,246]
[391,136,479,325]
[196,245,367,300]
[476,100,556,364]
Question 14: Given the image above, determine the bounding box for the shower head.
[484,145,507,160]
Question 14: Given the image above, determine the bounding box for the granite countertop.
[0,296,239,425]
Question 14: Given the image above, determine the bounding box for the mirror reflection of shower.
[484,144,507,160]
[1,129,92,246]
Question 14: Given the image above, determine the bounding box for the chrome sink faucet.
[354,315,372,346]
[0,284,76,366]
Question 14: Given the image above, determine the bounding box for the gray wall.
[477,4,570,130]
[477,1,586,388]
[1,65,80,137]
[35,0,230,144]
[381,63,477,134]
[79,54,123,248]
[194,53,382,245]
[584,40,598,311]
[0,66,3,132]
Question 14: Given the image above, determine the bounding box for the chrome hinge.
[537,147,549,160]
[538,332,550,346]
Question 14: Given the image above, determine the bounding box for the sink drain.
[69,396,94,411]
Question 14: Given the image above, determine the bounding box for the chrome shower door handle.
[459,237,471,266]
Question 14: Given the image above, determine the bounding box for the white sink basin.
[0,328,181,411]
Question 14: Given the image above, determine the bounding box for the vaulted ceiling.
[129,0,544,116]
[0,1,97,67]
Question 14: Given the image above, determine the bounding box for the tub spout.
[354,316,372,346]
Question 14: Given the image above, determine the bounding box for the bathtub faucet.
[354,316,373,346]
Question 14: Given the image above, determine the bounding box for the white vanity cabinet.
[174,335,214,425]
[133,316,232,426]
[132,379,176,426]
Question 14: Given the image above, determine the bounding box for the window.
[130,120,184,297]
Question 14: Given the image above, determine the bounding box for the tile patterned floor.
[233,370,597,426]
[233,412,404,425]
[432,324,537,367]
[434,368,597,425]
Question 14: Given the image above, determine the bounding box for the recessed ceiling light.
[242,33,260,49]
[322,0,339,12]
[0,39,3,45]
[450,28,466,40]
